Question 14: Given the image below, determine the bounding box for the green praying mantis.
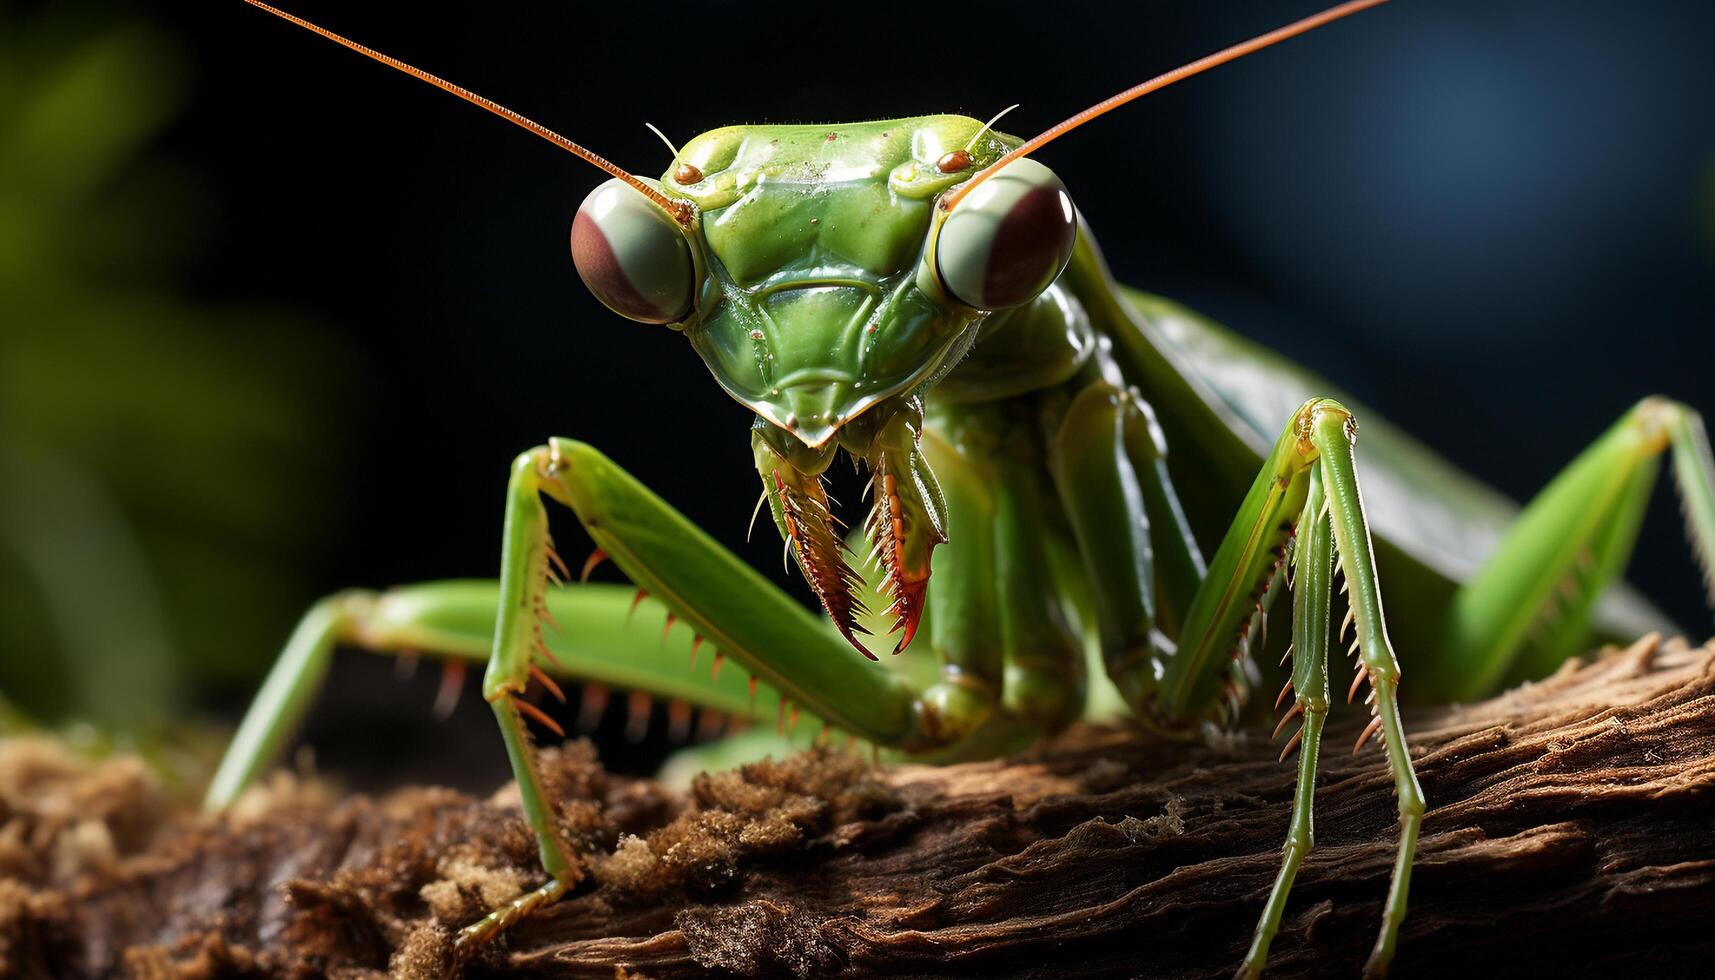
[208,1,1715,975]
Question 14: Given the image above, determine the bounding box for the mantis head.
[570,117,1078,654]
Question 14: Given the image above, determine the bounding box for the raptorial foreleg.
[209,438,954,953]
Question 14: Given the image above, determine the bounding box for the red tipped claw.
[885,577,928,655]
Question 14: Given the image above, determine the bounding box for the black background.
[139,1,1715,782]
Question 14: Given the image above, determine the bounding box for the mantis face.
[571,115,1078,654]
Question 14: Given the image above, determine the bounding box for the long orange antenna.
[941,0,1390,211]
[239,1,691,224]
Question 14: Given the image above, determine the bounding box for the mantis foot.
[454,877,567,958]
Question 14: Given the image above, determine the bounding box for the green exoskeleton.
[212,1,1715,975]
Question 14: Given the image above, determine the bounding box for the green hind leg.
[1154,399,1424,978]
[199,577,837,952]
[1239,464,1332,978]
[201,580,797,809]
[1422,397,1715,702]
[208,438,957,953]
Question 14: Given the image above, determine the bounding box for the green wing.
[1061,230,1670,642]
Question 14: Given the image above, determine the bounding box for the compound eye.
[571,178,694,324]
[932,158,1076,309]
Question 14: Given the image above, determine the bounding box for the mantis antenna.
[941,0,1392,211]
[238,0,694,225]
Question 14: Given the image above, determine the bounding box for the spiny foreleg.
[210,437,985,956]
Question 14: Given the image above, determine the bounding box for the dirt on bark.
[3,634,1714,979]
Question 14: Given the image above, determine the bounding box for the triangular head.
[571,115,1077,653]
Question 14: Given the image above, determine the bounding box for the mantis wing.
[1060,229,1673,644]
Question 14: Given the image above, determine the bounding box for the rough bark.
[4,634,1714,979]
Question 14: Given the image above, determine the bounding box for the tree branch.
[6,635,1714,978]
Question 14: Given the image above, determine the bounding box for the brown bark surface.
[3,634,1714,979]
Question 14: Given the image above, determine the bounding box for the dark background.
[23,1,1715,782]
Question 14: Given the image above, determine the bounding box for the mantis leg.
[1423,396,1715,701]
[208,437,950,951]
[202,581,798,809]
[918,400,1087,746]
[1047,353,1207,712]
[990,439,1087,729]
[917,407,1004,743]
[1239,465,1331,978]
[1157,399,1425,978]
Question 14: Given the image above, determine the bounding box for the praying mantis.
[205,1,1715,975]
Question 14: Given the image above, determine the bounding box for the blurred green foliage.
[0,5,345,731]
